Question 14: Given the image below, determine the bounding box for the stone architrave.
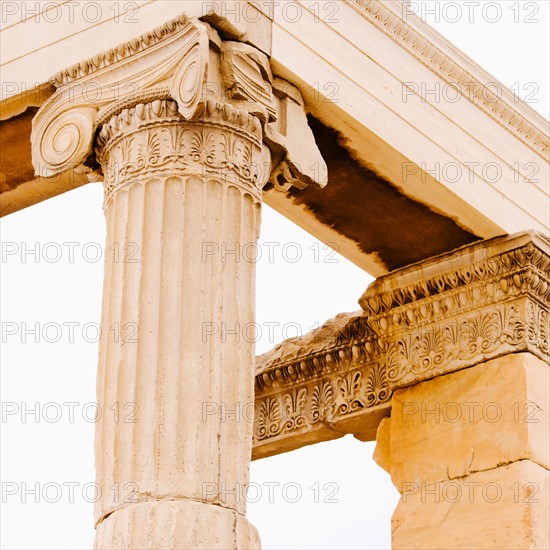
[253,232,549,461]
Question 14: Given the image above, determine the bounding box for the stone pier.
[366,232,550,549]
[379,354,549,549]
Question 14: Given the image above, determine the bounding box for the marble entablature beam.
[253,231,550,459]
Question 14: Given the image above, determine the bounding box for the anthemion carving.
[96,98,266,206]
[253,231,549,457]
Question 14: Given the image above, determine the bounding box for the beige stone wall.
[376,354,549,549]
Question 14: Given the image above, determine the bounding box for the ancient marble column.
[30,14,325,548]
[91,97,267,547]
[364,232,549,549]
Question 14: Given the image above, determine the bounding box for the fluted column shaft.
[93,99,267,548]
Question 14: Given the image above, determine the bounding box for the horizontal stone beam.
[0,171,92,217]
[252,231,550,460]
[252,311,392,459]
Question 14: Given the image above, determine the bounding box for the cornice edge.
[347,0,549,161]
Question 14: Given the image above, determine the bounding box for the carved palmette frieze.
[96,99,266,205]
[254,232,549,447]
[256,397,283,440]
[365,362,390,406]
[361,238,550,320]
[282,388,307,432]
[337,371,364,415]
[255,319,383,394]
[384,298,543,387]
[310,381,336,423]
[253,361,390,444]
[253,299,546,445]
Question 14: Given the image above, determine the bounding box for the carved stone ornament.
[220,41,276,122]
[31,12,327,194]
[31,15,209,177]
[253,231,549,455]
[265,78,328,190]
[95,98,267,205]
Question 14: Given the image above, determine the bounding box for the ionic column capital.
[30,12,326,191]
[31,15,207,179]
[95,98,268,206]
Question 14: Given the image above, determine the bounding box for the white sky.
[1,1,548,548]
